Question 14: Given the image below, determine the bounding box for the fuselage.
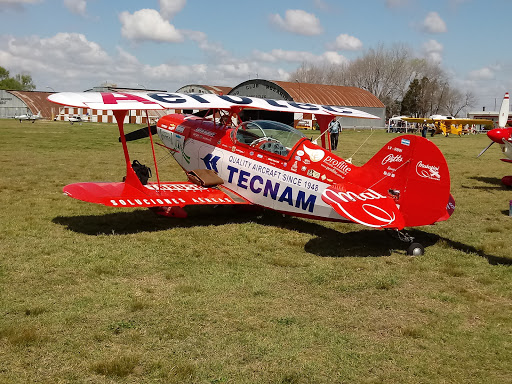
[156,114,360,221]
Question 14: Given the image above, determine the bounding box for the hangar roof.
[8,90,58,119]
[176,84,232,95]
[230,79,384,108]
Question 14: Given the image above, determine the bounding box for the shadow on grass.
[469,176,504,186]
[53,207,511,264]
[466,176,512,190]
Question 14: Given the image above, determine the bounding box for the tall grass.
[0,119,510,383]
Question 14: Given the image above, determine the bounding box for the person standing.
[329,119,340,150]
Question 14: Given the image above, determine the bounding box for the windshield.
[235,120,306,156]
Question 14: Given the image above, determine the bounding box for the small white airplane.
[68,115,90,125]
[14,111,43,123]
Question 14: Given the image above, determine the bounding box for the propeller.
[477,141,494,157]
[119,124,157,142]
[478,92,510,157]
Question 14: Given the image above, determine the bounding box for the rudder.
[350,135,452,227]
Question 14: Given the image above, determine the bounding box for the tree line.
[0,66,35,91]
[288,44,475,119]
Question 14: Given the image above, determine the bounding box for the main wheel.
[407,242,424,256]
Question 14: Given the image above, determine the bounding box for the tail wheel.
[407,242,424,256]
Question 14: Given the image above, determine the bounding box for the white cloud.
[0,0,41,11]
[468,67,496,81]
[0,32,290,92]
[63,0,86,16]
[182,30,230,60]
[159,0,186,19]
[255,49,317,63]
[385,0,409,8]
[313,0,329,11]
[269,9,323,36]
[0,33,112,90]
[328,34,363,51]
[322,51,348,65]
[422,12,447,34]
[422,39,443,64]
[119,9,183,43]
[253,49,347,66]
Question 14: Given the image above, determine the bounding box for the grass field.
[0,119,511,383]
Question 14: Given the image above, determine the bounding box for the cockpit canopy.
[235,120,306,157]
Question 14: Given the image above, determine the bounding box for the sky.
[0,0,510,112]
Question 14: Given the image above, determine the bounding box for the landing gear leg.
[387,229,425,256]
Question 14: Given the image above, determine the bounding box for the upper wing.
[64,181,250,208]
[402,117,493,125]
[446,118,494,126]
[48,92,379,119]
[401,118,435,124]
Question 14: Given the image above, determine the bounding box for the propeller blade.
[477,141,494,158]
[120,125,157,142]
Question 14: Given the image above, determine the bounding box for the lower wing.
[63,181,250,208]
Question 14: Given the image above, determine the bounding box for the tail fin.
[352,135,452,227]
[499,92,509,128]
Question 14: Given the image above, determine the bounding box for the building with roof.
[0,89,58,119]
[176,84,232,95]
[467,110,503,128]
[228,79,385,129]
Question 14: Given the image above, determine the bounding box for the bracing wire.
[346,130,375,163]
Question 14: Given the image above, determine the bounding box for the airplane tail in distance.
[355,135,454,227]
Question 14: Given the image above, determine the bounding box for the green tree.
[0,66,36,91]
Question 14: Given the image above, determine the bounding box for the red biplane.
[48,91,455,255]
[477,92,512,186]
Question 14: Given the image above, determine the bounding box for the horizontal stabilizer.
[322,182,404,229]
[63,181,250,208]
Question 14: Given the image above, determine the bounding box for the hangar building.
[0,89,58,119]
[176,84,232,95]
[1,81,385,129]
[228,79,385,129]
[55,83,169,124]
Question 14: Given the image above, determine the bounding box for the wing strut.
[145,110,161,192]
[113,109,144,191]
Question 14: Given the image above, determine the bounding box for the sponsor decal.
[303,159,310,165]
[175,125,185,133]
[383,171,396,178]
[323,156,352,175]
[202,154,221,172]
[145,183,203,191]
[307,169,321,179]
[109,196,233,207]
[226,165,316,212]
[195,128,216,137]
[297,150,305,157]
[322,187,396,228]
[401,138,410,146]
[301,166,307,172]
[302,145,325,162]
[381,154,403,165]
[416,161,440,180]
